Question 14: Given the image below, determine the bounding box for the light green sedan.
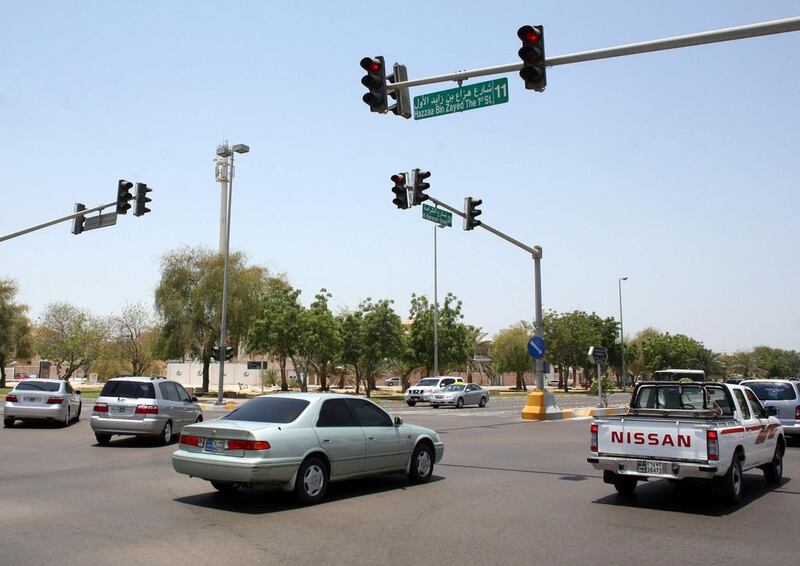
[172,393,444,504]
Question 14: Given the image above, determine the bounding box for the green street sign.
[414,78,509,120]
[422,204,452,227]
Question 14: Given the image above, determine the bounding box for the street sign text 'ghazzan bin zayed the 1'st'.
[422,204,452,227]
[413,78,508,120]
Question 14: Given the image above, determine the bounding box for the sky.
[1,1,798,353]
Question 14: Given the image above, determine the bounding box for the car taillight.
[795,405,800,421]
[225,439,271,451]
[590,424,598,452]
[5,394,18,402]
[47,397,65,404]
[707,430,719,461]
[179,434,203,447]
[135,405,159,415]
[93,403,108,413]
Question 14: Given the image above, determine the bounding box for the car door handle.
[322,439,331,443]
[368,436,375,440]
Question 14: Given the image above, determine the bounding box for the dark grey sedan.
[430,383,489,409]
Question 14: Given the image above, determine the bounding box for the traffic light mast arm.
[386,16,800,92]
[427,195,540,259]
[0,200,117,244]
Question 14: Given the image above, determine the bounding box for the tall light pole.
[215,141,249,405]
[618,276,628,388]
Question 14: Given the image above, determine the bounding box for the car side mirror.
[394,416,403,426]
[765,406,778,417]
[191,396,199,403]
[75,390,81,395]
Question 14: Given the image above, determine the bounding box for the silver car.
[172,393,444,504]
[430,383,489,409]
[4,379,82,427]
[741,379,800,438]
[91,376,202,445]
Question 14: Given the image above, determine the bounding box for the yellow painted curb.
[573,406,627,417]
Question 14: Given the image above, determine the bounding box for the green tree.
[405,293,474,378]
[154,247,273,391]
[112,303,156,376]
[720,350,760,379]
[639,332,705,373]
[36,302,109,379]
[247,284,303,391]
[491,325,531,391]
[543,310,609,391]
[300,290,340,391]
[0,279,33,388]
[751,346,793,377]
[694,347,725,378]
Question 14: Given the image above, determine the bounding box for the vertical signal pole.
[533,246,544,390]
[215,147,230,252]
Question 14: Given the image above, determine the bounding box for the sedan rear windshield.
[745,382,797,401]
[223,397,310,423]
[15,382,60,392]
[100,381,155,399]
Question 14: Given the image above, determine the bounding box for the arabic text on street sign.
[422,204,452,227]
[414,78,509,120]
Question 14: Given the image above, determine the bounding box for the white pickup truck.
[587,382,785,503]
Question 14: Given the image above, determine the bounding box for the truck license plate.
[637,460,665,475]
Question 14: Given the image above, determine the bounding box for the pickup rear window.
[633,384,734,416]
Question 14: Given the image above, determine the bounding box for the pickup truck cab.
[587,382,785,503]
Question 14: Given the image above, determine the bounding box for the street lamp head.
[216,144,232,157]
[620,276,628,281]
[232,144,250,154]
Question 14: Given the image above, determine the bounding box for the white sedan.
[172,393,444,504]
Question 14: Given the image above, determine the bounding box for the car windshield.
[744,382,797,401]
[14,382,60,392]
[223,397,310,423]
[416,379,440,386]
[100,381,155,399]
[444,384,465,391]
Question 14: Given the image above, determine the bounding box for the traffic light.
[116,179,133,215]
[134,182,152,217]
[411,169,430,205]
[360,56,388,113]
[211,346,220,361]
[464,197,483,230]
[71,203,86,235]
[388,63,411,119]
[225,346,234,361]
[391,173,409,209]
[517,25,546,91]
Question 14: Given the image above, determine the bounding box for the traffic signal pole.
[0,200,116,243]
[385,17,800,92]
[425,194,547,391]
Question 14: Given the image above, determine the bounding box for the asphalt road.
[0,403,797,566]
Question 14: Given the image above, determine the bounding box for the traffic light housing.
[411,169,430,205]
[391,173,409,209]
[71,203,86,235]
[225,346,234,361]
[464,197,482,230]
[116,179,133,215]
[360,56,388,113]
[211,346,220,361]
[134,182,152,217]
[517,25,546,91]
[388,63,411,119]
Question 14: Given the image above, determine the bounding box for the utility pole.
[214,148,230,252]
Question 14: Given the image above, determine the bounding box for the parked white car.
[4,379,82,427]
[405,376,465,406]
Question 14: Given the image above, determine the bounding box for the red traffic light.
[391,174,406,185]
[518,26,540,44]
[360,57,381,73]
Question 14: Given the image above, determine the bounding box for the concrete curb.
[572,406,627,417]
[197,401,239,411]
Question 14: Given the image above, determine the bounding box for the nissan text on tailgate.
[587,382,785,503]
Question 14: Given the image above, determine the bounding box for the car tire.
[719,457,743,504]
[294,456,329,505]
[456,398,464,409]
[406,401,416,407]
[74,403,82,422]
[479,397,487,408]
[763,442,784,486]
[95,432,112,446]
[62,406,71,427]
[613,475,637,497]
[211,481,239,495]
[3,417,14,428]
[159,421,173,445]
[408,442,435,484]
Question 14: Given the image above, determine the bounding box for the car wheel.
[408,442,434,484]
[718,457,743,504]
[295,456,329,505]
[95,432,112,446]
[74,403,82,422]
[613,475,637,497]
[3,417,14,428]
[62,406,71,427]
[211,481,239,495]
[159,421,173,445]
[763,442,784,486]
[406,401,416,407]
[456,398,464,409]
[479,396,487,408]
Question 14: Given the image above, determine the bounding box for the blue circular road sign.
[527,336,545,359]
